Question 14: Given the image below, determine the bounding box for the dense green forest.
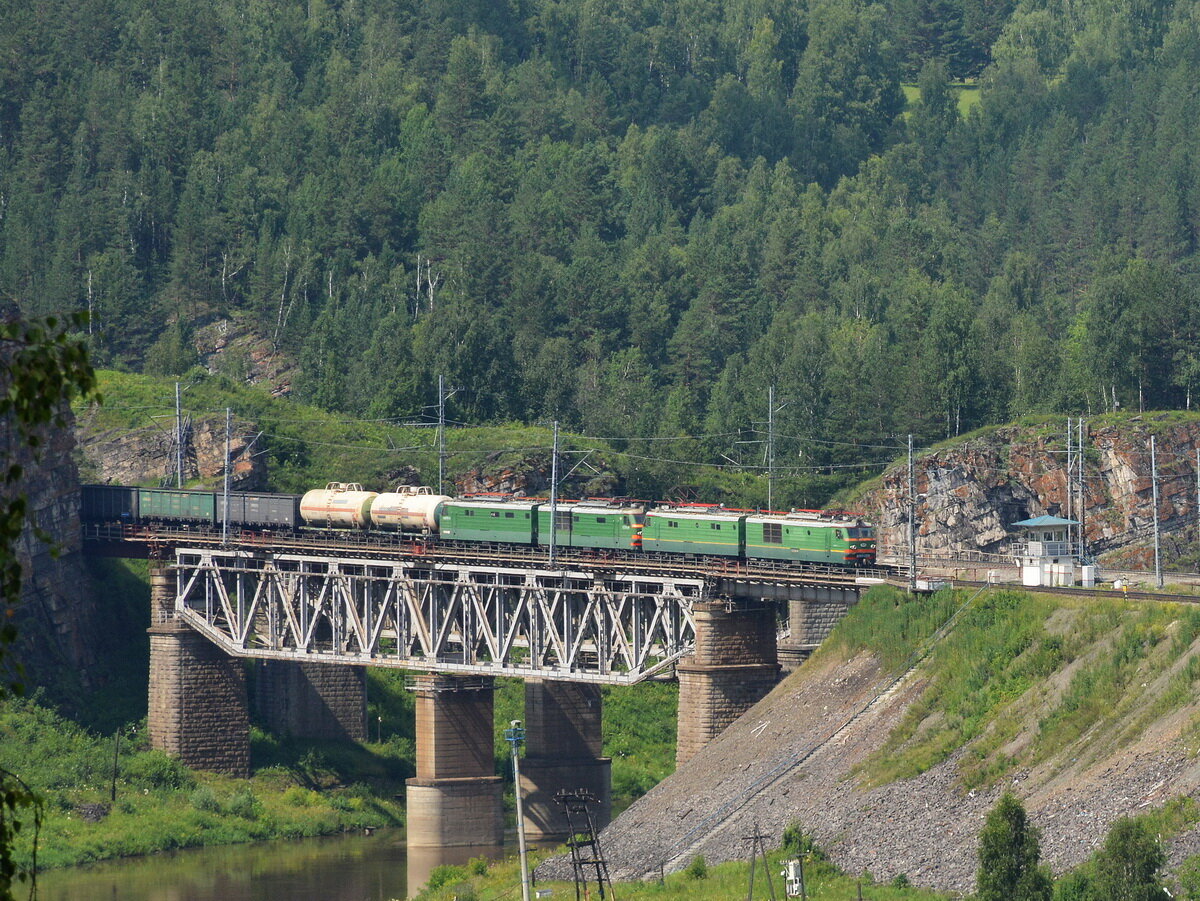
[5,0,1200,498]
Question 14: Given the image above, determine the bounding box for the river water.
[34,831,504,901]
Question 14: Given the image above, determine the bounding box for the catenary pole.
[222,407,231,544]
[176,381,183,488]
[767,385,775,510]
[1152,435,1162,588]
[908,434,916,590]
[1079,418,1087,560]
[437,374,446,495]
[1066,418,1073,548]
[549,420,559,567]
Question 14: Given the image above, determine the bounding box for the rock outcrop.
[77,409,267,490]
[861,417,1200,563]
[0,322,100,689]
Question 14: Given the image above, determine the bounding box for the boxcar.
[81,484,138,521]
[218,492,302,529]
[744,512,875,565]
[137,488,216,524]
[536,501,646,550]
[641,505,746,556]
[439,498,540,544]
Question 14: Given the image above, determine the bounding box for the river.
[33,831,505,901]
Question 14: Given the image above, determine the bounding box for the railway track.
[81,521,886,587]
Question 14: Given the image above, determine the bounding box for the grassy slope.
[824,585,1200,789]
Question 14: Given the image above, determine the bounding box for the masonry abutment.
[675,598,781,766]
[406,676,504,848]
[253,661,367,741]
[147,561,250,776]
[519,679,611,842]
[778,590,856,674]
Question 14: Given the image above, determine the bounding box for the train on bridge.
[81,482,876,566]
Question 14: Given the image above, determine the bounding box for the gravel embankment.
[544,651,1200,894]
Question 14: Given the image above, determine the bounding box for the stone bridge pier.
[675,599,781,766]
[406,676,504,849]
[147,561,251,776]
[776,585,860,673]
[147,561,369,776]
[520,680,611,842]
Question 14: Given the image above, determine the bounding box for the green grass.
[900,82,982,119]
[825,585,1200,790]
[0,698,404,869]
[412,839,952,901]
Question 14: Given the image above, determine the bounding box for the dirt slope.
[589,644,1200,893]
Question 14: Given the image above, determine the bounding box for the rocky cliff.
[76,409,267,490]
[860,416,1200,565]
[0,336,99,690]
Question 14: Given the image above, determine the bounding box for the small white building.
[1010,515,1085,587]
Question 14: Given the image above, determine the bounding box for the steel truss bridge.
[173,546,703,684]
[84,523,881,685]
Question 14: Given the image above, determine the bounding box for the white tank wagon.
[299,482,378,528]
[369,486,451,531]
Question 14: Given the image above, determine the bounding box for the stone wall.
[253,661,367,742]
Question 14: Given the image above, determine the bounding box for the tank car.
[299,482,378,528]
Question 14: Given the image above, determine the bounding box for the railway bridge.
[83,523,878,849]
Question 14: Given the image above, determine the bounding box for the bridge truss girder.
[173,548,704,684]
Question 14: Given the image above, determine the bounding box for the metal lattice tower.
[556,789,613,901]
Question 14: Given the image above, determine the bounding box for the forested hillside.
[4,0,1200,506]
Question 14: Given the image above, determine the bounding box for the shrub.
[190,786,221,813]
[684,855,708,880]
[124,750,195,791]
[228,789,261,820]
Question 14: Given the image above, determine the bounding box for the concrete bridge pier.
[777,587,858,674]
[675,598,780,766]
[406,676,504,848]
[519,680,611,842]
[147,561,251,776]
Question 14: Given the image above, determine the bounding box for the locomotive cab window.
[835,529,843,539]
[596,516,606,523]
[490,511,500,517]
[763,523,782,544]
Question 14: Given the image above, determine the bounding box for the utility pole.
[908,434,916,591]
[1152,435,1162,589]
[549,420,559,567]
[437,374,446,495]
[505,721,532,901]
[767,385,776,510]
[1195,447,1199,546]
[222,407,232,544]
[1065,418,1073,547]
[175,381,183,488]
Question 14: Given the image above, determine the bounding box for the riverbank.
[0,697,406,869]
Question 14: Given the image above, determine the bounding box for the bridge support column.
[253,661,367,741]
[406,676,503,848]
[148,561,250,776]
[778,590,856,674]
[676,599,780,766]
[519,680,611,842]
